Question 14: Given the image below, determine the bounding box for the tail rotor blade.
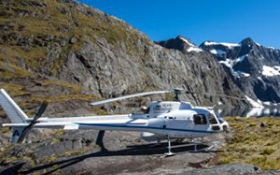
[17,101,48,144]
[17,125,33,144]
[34,101,48,121]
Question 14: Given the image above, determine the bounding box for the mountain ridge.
[158,35,280,103]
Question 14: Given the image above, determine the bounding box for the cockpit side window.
[193,114,207,125]
[209,113,218,124]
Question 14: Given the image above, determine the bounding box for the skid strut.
[165,135,175,156]
[96,130,107,151]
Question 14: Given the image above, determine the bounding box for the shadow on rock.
[19,142,209,174]
[0,162,25,175]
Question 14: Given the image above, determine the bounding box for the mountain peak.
[176,35,195,47]
[156,36,198,53]
[240,37,255,46]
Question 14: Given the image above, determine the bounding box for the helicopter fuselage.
[1,89,228,143]
[25,101,228,141]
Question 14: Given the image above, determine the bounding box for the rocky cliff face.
[200,38,280,103]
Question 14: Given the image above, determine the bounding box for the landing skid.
[163,138,220,156]
[204,141,220,151]
[164,152,175,157]
[127,138,219,156]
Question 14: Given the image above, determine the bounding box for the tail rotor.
[17,101,48,143]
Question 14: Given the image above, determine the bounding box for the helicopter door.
[193,114,208,130]
[166,117,176,128]
[166,117,190,137]
[166,117,187,129]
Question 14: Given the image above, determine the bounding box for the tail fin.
[0,89,28,123]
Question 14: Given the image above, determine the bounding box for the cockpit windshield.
[208,113,218,124]
[215,113,225,123]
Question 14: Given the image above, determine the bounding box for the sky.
[80,0,280,48]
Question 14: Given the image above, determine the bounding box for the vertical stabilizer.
[0,89,28,123]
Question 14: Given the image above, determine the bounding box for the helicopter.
[0,88,235,155]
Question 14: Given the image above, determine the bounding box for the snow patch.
[236,55,247,63]
[210,49,226,55]
[263,101,271,105]
[219,59,235,68]
[187,47,203,53]
[245,96,263,108]
[234,71,250,77]
[179,36,195,47]
[257,76,264,83]
[204,41,240,48]
[178,36,203,53]
[219,59,250,77]
[245,108,265,118]
[259,55,265,60]
[262,65,280,77]
[266,46,275,50]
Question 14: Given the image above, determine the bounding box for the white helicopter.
[0,88,232,155]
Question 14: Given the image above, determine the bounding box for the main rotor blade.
[184,91,247,101]
[91,90,170,106]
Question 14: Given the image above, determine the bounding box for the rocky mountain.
[200,38,280,104]
[0,0,249,121]
[157,36,280,106]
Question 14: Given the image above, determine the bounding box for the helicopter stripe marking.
[74,123,217,133]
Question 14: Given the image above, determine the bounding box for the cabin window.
[193,114,207,125]
[209,114,218,124]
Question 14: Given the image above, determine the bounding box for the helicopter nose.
[211,124,229,132]
[222,124,229,132]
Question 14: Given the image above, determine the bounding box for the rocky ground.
[1,121,279,175]
[0,129,221,175]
